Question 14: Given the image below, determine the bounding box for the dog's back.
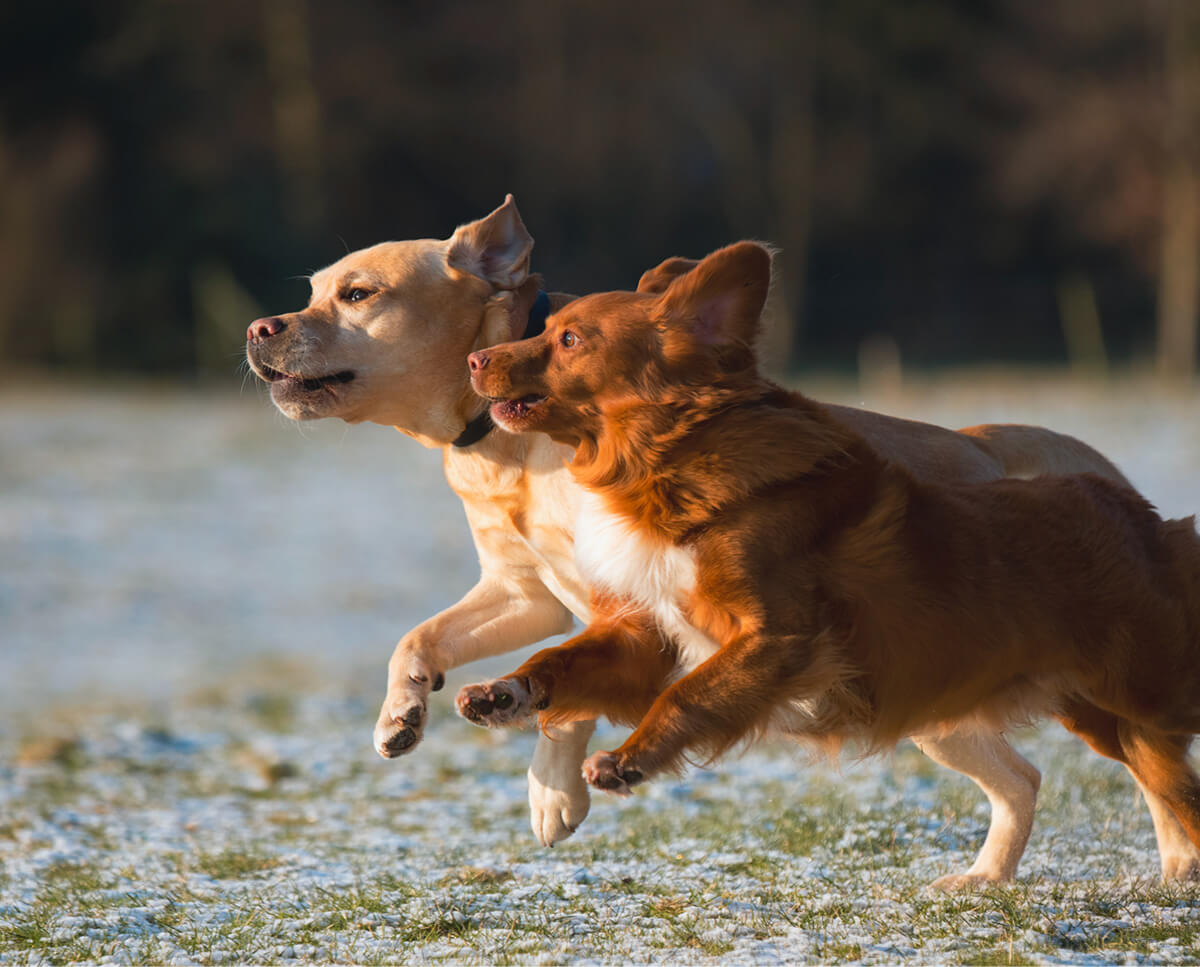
[820,463,1200,744]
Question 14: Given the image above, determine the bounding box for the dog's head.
[245,195,535,442]
[468,241,772,447]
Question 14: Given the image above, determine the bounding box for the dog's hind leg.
[1141,782,1200,880]
[1058,698,1200,880]
[528,719,596,847]
[1117,724,1200,864]
[911,732,1040,891]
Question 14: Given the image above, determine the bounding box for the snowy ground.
[2,372,1200,964]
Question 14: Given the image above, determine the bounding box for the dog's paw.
[374,670,444,758]
[456,677,542,727]
[582,751,643,797]
[928,872,1006,892]
[529,765,590,847]
[1162,851,1200,882]
[527,720,596,847]
[374,696,427,758]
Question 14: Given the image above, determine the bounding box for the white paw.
[529,767,591,847]
[527,720,596,847]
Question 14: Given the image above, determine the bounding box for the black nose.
[468,351,490,373]
[247,316,287,342]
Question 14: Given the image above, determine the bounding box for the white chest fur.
[574,491,720,673]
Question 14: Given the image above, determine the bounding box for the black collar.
[452,290,551,449]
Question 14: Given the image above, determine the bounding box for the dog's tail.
[958,423,1133,488]
[1156,514,1200,730]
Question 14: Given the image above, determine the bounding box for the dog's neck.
[451,283,555,450]
[570,382,880,540]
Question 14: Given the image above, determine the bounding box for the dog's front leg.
[456,610,675,730]
[374,569,575,758]
[582,631,835,793]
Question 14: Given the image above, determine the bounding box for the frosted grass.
[2,373,1199,964]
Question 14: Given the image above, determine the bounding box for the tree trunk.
[1157,0,1200,382]
[261,0,323,230]
[763,0,814,380]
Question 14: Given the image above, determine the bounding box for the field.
[2,372,1200,965]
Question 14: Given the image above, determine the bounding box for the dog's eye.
[342,287,373,304]
[560,330,577,349]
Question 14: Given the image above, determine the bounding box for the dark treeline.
[1,0,1196,378]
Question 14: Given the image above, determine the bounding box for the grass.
[5,376,1199,962]
[441,866,515,888]
[41,860,107,892]
[4,692,1200,965]
[189,848,284,879]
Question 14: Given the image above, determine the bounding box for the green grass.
[0,915,52,952]
[441,866,515,888]
[814,940,865,961]
[189,847,283,879]
[41,860,107,892]
[394,907,477,945]
[1104,921,1200,953]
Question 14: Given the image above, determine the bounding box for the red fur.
[520,599,677,731]
[471,241,1200,860]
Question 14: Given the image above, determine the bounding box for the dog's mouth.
[488,393,548,428]
[254,362,356,393]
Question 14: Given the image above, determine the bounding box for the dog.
[244,197,1195,884]
[457,239,1200,886]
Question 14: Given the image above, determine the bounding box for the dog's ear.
[446,194,534,289]
[636,256,701,294]
[655,242,772,349]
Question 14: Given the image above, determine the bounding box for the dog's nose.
[468,351,490,373]
[247,316,287,343]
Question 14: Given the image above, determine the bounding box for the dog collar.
[452,290,551,449]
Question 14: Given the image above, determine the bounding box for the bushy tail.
[1164,515,1200,639]
[958,423,1132,488]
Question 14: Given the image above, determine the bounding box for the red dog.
[456,241,1200,883]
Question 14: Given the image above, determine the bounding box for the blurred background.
[3,0,1199,719]
[2,0,1198,379]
